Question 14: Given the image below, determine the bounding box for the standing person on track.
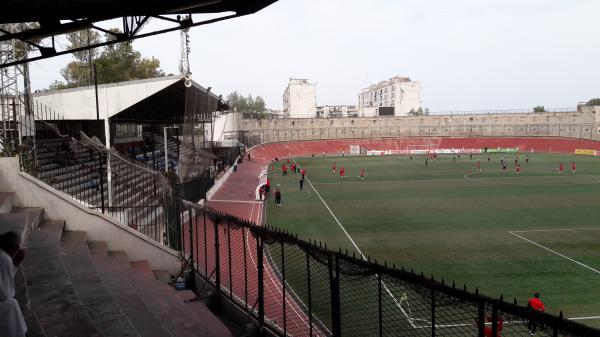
[572,161,576,175]
[477,160,481,172]
[301,168,306,179]
[247,152,251,161]
[528,292,545,335]
[559,162,564,175]
[339,166,345,179]
[274,187,282,206]
[332,162,337,174]
[360,168,365,180]
[265,178,271,193]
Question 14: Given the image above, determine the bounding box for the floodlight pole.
[94,63,99,120]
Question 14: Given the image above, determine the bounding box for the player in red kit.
[332,163,337,174]
[528,293,545,335]
[282,164,287,176]
[516,164,521,176]
[339,166,345,179]
[572,161,576,175]
[301,168,306,179]
[360,169,365,180]
[559,162,564,174]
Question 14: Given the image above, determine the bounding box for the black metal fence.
[178,203,600,337]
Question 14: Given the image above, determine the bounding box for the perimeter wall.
[240,111,600,146]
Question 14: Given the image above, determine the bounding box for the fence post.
[257,235,265,331]
[477,301,485,337]
[227,223,233,299]
[431,289,436,336]
[307,250,312,337]
[213,219,221,299]
[281,241,287,336]
[242,227,248,311]
[491,304,498,337]
[378,273,383,337]
[188,208,195,289]
[98,151,106,213]
[329,253,341,337]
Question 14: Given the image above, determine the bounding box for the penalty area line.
[508,231,600,275]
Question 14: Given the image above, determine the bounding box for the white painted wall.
[283,80,316,118]
[396,81,422,115]
[33,76,181,120]
[0,157,180,274]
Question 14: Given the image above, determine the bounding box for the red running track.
[248,137,600,162]
[196,159,328,337]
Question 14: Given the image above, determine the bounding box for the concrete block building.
[358,76,421,117]
[282,78,316,118]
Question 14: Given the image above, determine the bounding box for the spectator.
[0,232,27,337]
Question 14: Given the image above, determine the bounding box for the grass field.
[266,152,600,328]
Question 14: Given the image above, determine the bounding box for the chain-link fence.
[180,204,600,337]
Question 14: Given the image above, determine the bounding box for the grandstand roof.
[33,75,225,123]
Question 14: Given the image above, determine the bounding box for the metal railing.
[178,203,600,337]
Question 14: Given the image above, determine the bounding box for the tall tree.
[49,29,164,90]
[226,91,267,118]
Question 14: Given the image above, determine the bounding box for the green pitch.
[266,153,600,328]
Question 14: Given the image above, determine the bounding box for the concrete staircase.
[0,192,232,337]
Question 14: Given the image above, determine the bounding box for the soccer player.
[528,293,545,335]
[425,157,428,167]
[477,160,481,172]
[360,169,365,180]
[301,168,306,179]
[409,155,413,160]
[572,161,576,175]
[274,188,282,206]
[559,162,564,174]
[332,163,337,174]
[271,165,274,172]
[453,155,456,162]
[470,153,473,160]
[502,162,507,172]
[526,155,529,164]
[282,164,287,176]
[487,155,491,162]
[299,177,304,190]
[516,164,521,176]
[339,166,345,179]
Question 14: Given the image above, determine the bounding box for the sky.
[29,0,600,112]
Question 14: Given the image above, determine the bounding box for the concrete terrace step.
[61,232,139,337]
[123,262,213,337]
[0,191,15,214]
[23,220,102,337]
[89,246,170,337]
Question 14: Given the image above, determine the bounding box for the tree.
[587,98,600,106]
[533,106,545,112]
[227,91,267,118]
[408,107,424,116]
[49,29,164,90]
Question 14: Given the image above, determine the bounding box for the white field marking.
[299,163,419,329]
[248,203,317,335]
[509,231,600,275]
[209,199,263,204]
[569,316,600,320]
[464,172,600,186]
[512,228,600,233]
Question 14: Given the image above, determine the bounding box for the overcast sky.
[29,0,600,112]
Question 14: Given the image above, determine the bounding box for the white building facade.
[358,76,421,117]
[282,78,316,118]
[316,105,358,118]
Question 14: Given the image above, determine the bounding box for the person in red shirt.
[516,164,521,176]
[572,161,576,175]
[265,178,271,193]
[339,166,345,179]
[528,292,545,335]
[332,163,337,174]
[271,165,274,172]
[559,162,564,174]
[476,314,504,337]
[301,168,306,179]
[360,169,365,180]
[291,163,296,173]
[282,164,287,176]
[477,160,481,172]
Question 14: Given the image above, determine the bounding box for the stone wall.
[240,112,598,146]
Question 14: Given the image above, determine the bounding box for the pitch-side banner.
[486,147,519,153]
[367,149,482,156]
[574,149,598,156]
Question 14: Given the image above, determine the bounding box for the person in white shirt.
[0,232,27,337]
